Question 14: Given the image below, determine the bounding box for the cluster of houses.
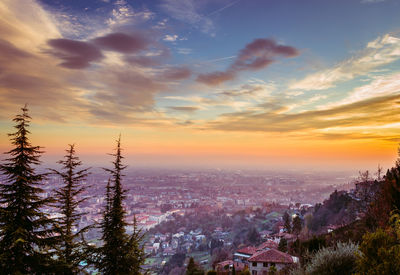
[215,240,298,274]
[144,228,209,257]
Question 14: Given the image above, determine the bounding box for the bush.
[355,227,400,274]
[291,242,359,275]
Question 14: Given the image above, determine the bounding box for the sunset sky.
[1,0,400,170]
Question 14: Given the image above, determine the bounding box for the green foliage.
[305,242,359,275]
[291,242,359,275]
[162,252,186,274]
[355,226,400,275]
[310,190,355,232]
[0,106,58,274]
[51,144,91,274]
[97,136,146,275]
[186,257,204,275]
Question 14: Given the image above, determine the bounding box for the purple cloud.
[47,39,103,69]
[93,32,150,54]
[161,66,192,81]
[197,38,299,86]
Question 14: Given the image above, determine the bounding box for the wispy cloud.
[290,34,400,91]
[207,93,400,136]
[361,0,384,4]
[168,106,200,112]
[318,72,400,109]
[160,0,215,35]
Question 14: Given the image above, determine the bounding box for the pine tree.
[283,211,292,233]
[0,105,57,273]
[292,215,302,236]
[51,144,91,274]
[186,257,196,275]
[98,136,146,275]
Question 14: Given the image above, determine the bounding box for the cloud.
[46,31,160,70]
[163,34,178,42]
[197,71,235,86]
[207,94,400,135]
[177,48,192,55]
[168,106,200,112]
[47,39,103,69]
[197,38,299,86]
[0,0,183,126]
[290,34,400,91]
[361,0,384,3]
[318,72,400,109]
[125,55,161,67]
[0,39,32,60]
[93,32,150,54]
[220,83,273,97]
[107,0,154,27]
[160,66,192,81]
[160,0,214,35]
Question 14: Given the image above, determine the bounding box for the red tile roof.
[216,260,246,271]
[257,240,278,250]
[248,249,294,264]
[236,246,257,255]
[216,260,233,269]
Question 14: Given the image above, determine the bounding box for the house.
[162,247,176,256]
[248,248,296,274]
[215,260,246,275]
[233,246,257,263]
[256,240,278,251]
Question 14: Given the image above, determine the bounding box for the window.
[252,262,257,266]
[263,262,268,267]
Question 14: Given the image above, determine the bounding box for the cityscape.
[1,0,400,274]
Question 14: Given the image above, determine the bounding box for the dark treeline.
[288,157,400,274]
[0,106,146,274]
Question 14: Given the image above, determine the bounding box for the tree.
[211,247,230,267]
[186,257,203,275]
[292,215,302,236]
[51,144,91,274]
[97,136,146,274]
[278,237,287,252]
[356,213,400,275]
[283,211,292,233]
[0,105,58,273]
[247,227,260,244]
[291,242,359,275]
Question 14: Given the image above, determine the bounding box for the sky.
[0,0,400,171]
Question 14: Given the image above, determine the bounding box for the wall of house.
[249,262,287,274]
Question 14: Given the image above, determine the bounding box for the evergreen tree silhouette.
[51,144,91,274]
[97,136,146,274]
[0,105,58,273]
